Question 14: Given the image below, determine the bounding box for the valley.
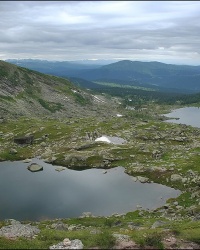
[0,60,200,249]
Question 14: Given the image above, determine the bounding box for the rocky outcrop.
[113,233,138,249]
[49,238,83,249]
[0,219,40,239]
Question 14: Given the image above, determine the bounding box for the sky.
[0,1,200,65]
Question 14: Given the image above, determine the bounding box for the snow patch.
[95,136,111,143]
[95,135,126,145]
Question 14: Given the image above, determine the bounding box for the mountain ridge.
[6,59,200,93]
[0,60,119,119]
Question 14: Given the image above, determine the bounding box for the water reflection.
[165,107,200,128]
[0,159,180,221]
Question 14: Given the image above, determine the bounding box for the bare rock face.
[49,238,83,249]
[27,163,43,172]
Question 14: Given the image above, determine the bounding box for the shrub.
[141,231,164,249]
[94,230,115,249]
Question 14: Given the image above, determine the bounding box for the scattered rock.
[55,166,66,172]
[43,156,57,163]
[50,222,68,231]
[187,169,196,177]
[136,176,149,183]
[164,203,170,209]
[81,212,93,218]
[151,220,166,229]
[67,224,85,231]
[49,238,83,249]
[113,233,131,242]
[163,235,177,249]
[23,158,32,163]
[90,229,101,234]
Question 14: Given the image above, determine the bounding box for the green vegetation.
[93,230,115,249]
[1,59,200,249]
[72,92,91,105]
[38,98,64,113]
[137,231,164,249]
[0,66,8,77]
[0,107,200,248]
[0,95,15,102]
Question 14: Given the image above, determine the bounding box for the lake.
[0,158,180,221]
[165,106,200,128]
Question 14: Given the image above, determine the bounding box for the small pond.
[0,158,181,221]
[95,135,126,144]
[165,106,200,128]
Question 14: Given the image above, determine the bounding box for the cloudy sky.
[0,1,200,65]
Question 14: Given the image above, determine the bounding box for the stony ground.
[0,102,200,249]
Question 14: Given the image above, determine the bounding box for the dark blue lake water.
[0,158,181,221]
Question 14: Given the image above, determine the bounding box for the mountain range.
[6,59,200,93]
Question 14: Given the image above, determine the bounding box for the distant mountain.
[0,60,118,118]
[5,59,102,77]
[69,59,118,65]
[75,60,200,93]
[5,59,200,93]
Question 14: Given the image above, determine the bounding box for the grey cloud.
[0,1,200,64]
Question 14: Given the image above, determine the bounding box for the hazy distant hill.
[5,59,102,77]
[6,59,200,93]
[0,60,118,118]
[75,60,200,93]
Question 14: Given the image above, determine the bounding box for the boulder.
[14,135,34,145]
[171,174,183,182]
[40,142,47,147]
[23,159,32,163]
[9,148,17,154]
[55,166,66,172]
[27,163,43,172]
[136,176,149,183]
[113,233,131,242]
[50,222,68,231]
